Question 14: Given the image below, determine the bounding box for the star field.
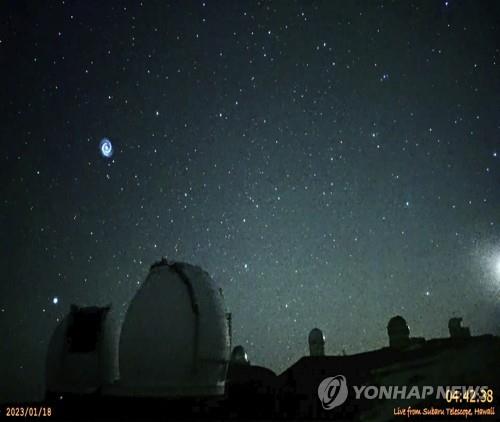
[1,0,499,402]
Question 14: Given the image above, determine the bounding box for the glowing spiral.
[99,138,113,158]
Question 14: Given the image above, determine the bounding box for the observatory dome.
[308,328,325,356]
[45,305,120,397]
[308,327,325,344]
[118,259,231,397]
[230,345,250,365]
[387,315,410,349]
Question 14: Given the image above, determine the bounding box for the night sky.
[1,0,499,403]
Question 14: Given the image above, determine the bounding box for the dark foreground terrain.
[3,334,498,421]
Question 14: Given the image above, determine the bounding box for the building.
[45,259,231,399]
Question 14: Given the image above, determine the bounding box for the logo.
[318,375,348,410]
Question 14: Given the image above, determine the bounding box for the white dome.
[45,305,120,396]
[118,259,230,397]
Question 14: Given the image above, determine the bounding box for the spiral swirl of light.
[99,138,113,158]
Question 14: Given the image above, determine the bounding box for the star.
[1,1,499,399]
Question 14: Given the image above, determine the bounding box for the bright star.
[52,297,59,305]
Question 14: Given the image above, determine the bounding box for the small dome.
[387,316,409,334]
[231,345,250,365]
[308,328,325,344]
[308,328,325,357]
[45,305,119,396]
[118,260,230,397]
[387,315,410,349]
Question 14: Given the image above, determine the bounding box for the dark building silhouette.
[449,317,471,338]
[308,327,325,357]
[33,261,500,420]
